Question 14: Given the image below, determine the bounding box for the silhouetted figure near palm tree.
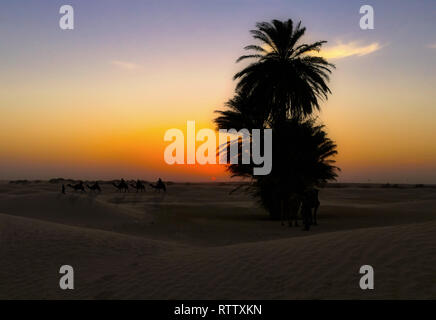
[112,179,129,192]
[67,181,85,192]
[281,194,302,227]
[61,184,66,194]
[130,180,146,192]
[86,181,101,192]
[290,188,321,231]
[150,178,166,192]
[301,197,313,231]
[306,188,320,225]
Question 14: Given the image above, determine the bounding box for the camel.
[86,182,101,192]
[130,180,146,192]
[149,178,166,192]
[112,179,129,192]
[67,181,85,192]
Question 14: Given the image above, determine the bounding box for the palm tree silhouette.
[215,92,268,131]
[214,19,339,222]
[234,19,334,123]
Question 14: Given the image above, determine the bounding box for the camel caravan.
[61,178,320,231]
[61,178,167,194]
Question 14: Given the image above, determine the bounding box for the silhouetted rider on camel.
[112,179,129,192]
[150,178,166,192]
[130,179,146,192]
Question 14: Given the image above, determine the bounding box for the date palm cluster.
[214,19,339,219]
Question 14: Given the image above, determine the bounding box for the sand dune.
[0,182,435,299]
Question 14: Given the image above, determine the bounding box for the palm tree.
[234,19,334,123]
[214,19,339,220]
[214,92,263,131]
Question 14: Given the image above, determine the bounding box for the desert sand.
[0,181,435,299]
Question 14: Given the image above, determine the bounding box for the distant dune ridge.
[0,181,435,299]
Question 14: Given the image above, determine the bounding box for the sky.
[0,0,435,183]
